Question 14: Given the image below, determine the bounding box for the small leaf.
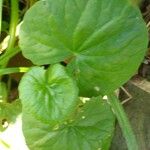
[19,0,148,97]
[22,96,115,150]
[0,100,22,131]
[19,64,78,124]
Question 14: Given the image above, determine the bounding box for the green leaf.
[19,64,78,124]
[19,0,148,97]
[22,96,115,150]
[0,100,22,131]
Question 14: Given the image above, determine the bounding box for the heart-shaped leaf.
[19,64,78,124]
[19,0,148,96]
[22,96,115,150]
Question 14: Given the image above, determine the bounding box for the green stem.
[0,67,29,76]
[108,93,138,150]
[7,0,18,50]
[0,0,19,71]
[0,47,20,66]
[0,0,3,34]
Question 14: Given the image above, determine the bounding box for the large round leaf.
[19,0,148,96]
[19,64,78,124]
[22,97,115,150]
